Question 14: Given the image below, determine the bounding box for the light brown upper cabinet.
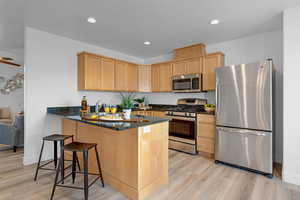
[151,64,160,92]
[172,61,186,76]
[101,57,115,90]
[174,44,206,60]
[186,57,203,74]
[172,57,203,76]
[138,65,151,92]
[203,52,224,91]
[115,60,128,91]
[151,63,173,92]
[159,63,173,92]
[78,52,101,90]
[127,63,138,92]
[115,60,138,92]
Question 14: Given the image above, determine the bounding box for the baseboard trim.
[283,172,300,186]
[23,154,53,166]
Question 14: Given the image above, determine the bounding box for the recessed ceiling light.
[87,17,96,24]
[210,19,220,25]
[144,41,151,46]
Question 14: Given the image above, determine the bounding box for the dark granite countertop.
[47,106,169,131]
[66,115,169,131]
[133,104,215,115]
[47,104,214,117]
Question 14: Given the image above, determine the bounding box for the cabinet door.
[152,111,167,118]
[159,63,173,92]
[101,57,115,90]
[127,63,138,91]
[197,114,216,155]
[138,65,151,92]
[185,57,203,74]
[172,61,186,76]
[203,53,224,91]
[151,64,160,92]
[115,61,128,91]
[85,54,101,90]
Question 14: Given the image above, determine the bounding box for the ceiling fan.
[0,56,21,67]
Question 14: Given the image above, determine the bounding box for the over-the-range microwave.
[172,74,202,93]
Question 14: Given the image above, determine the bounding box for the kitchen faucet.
[95,100,101,114]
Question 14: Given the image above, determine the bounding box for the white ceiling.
[0,0,24,52]
[1,0,300,58]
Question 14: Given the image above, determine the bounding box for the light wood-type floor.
[0,149,300,200]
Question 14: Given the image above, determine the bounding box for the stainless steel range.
[166,98,207,154]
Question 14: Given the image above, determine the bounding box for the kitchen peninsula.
[48,107,169,200]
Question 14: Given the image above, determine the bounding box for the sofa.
[0,108,24,152]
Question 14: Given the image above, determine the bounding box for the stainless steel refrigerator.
[215,59,273,177]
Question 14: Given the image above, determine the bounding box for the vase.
[123,109,132,119]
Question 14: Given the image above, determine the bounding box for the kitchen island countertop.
[47,106,169,131]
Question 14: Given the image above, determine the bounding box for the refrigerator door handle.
[217,127,267,136]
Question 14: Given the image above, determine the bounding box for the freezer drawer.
[215,127,272,174]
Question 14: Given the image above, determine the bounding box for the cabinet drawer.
[197,123,215,139]
[197,114,215,124]
[197,137,214,154]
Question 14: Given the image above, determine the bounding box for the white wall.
[23,27,144,165]
[283,6,300,186]
[145,30,283,163]
[0,50,24,114]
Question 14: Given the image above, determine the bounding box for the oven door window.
[169,119,195,139]
[173,79,191,90]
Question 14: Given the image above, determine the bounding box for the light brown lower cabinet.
[197,114,216,157]
[61,119,78,160]
[132,110,167,118]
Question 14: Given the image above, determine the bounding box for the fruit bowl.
[204,104,215,113]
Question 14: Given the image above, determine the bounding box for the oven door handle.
[166,115,196,121]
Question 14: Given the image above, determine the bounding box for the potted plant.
[134,97,146,108]
[120,92,135,119]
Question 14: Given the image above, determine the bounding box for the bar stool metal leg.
[72,151,76,184]
[83,150,89,200]
[50,156,62,200]
[60,140,65,184]
[34,140,45,181]
[94,146,105,187]
[75,153,81,171]
[53,141,57,168]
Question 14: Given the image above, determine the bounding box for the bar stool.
[34,134,80,182]
[50,142,104,200]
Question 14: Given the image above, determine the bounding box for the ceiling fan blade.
[0,59,21,67]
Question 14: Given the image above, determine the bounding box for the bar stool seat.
[50,141,104,200]
[64,142,96,152]
[34,134,80,182]
[43,134,73,141]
